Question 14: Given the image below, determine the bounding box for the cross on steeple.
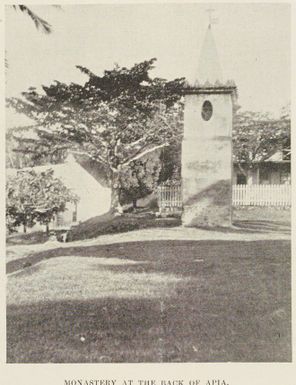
[196,13,223,84]
[206,8,218,28]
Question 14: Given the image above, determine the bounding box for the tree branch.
[121,143,168,167]
[69,149,111,168]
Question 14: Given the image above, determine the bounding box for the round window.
[201,100,213,121]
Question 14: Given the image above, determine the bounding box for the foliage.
[12,5,52,33]
[120,152,161,207]
[6,127,29,169]
[158,142,182,183]
[6,125,67,168]
[232,105,290,175]
[6,169,79,233]
[7,58,185,212]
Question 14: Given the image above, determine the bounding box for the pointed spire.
[195,24,223,85]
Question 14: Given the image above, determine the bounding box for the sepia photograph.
[5,2,291,364]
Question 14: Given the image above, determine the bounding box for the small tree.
[232,106,290,176]
[7,58,184,213]
[158,142,182,183]
[120,152,161,209]
[6,169,79,234]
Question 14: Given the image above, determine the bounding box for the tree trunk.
[132,198,137,210]
[237,162,248,177]
[110,170,123,214]
[45,223,49,235]
[23,224,27,233]
[8,152,15,168]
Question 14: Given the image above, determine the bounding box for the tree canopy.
[120,152,162,209]
[8,58,185,212]
[7,55,290,214]
[6,169,78,233]
[232,106,290,175]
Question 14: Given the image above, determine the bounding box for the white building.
[7,154,111,231]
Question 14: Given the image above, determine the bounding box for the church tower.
[181,24,237,227]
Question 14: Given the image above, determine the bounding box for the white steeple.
[196,24,223,85]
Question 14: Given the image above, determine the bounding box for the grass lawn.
[7,239,291,363]
[7,231,49,246]
[69,211,181,241]
[6,212,181,245]
[6,207,290,246]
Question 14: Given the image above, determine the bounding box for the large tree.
[8,58,184,213]
[232,106,290,176]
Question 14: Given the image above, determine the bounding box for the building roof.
[7,154,111,221]
[265,149,291,162]
[234,149,291,165]
[6,154,110,197]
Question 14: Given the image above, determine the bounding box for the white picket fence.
[157,183,291,209]
[232,184,291,207]
[157,184,182,211]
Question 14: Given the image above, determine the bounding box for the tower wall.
[181,91,234,227]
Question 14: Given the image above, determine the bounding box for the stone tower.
[182,24,237,227]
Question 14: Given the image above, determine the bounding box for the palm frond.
[13,5,52,34]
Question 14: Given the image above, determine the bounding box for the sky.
[5,3,291,128]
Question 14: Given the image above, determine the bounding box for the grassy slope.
[6,212,181,247]
[69,212,181,241]
[7,239,291,363]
